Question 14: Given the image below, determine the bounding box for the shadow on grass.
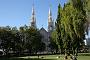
[0,57,55,60]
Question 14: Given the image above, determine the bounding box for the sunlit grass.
[0,54,90,60]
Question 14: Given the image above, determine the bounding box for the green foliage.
[49,32,58,53]
[87,0,90,12]
[55,0,87,57]
[55,4,63,53]
[0,25,45,55]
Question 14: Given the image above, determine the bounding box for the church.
[30,5,54,51]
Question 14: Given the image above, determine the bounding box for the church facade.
[30,5,54,51]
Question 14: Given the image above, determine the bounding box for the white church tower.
[48,7,54,33]
[31,5,36,28]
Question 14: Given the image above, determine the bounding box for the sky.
[0,0,67,30]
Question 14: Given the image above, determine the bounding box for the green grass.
[0,58,53,60]
[77,56,90,60]
[0,55,90,60]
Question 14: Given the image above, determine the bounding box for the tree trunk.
[64,49,68,60]
[72,48,77,60]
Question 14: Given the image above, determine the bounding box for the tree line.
[0,25,45,56]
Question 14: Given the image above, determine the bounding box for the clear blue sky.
[0,0,67,30]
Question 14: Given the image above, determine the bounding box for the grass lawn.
[0,55,90,60]
[77,56,90,60]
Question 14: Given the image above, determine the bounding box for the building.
[30,5,54,51]
[39,27,49,51]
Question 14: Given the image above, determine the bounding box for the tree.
[55,0,87,60]
[71,0,86,54]
[49,30,58,53]
[56,4,63,54]
[0,28,15,55]
[25,27,45,54]
[0,25,45,56]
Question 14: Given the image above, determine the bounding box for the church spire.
[48,6,54,32]
[48,7,52,22]
[31,2,36,28]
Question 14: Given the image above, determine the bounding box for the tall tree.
[56,0,87,60]
[56,4,63,54]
